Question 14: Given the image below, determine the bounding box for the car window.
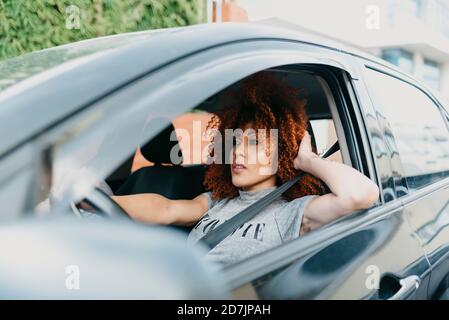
[364,67,449,191]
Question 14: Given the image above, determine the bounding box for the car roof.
[0,22,403,158]
[0,22,391,92]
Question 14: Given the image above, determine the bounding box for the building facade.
[228,0,449,106]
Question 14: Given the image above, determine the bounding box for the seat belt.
[197,141,339,250]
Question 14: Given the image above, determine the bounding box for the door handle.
[387,275,420,300]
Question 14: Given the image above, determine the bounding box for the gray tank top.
[187,186,318,267]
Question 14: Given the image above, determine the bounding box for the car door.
[361,64,449,300]
[223,57,431,300]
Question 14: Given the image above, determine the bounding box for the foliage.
[0,0,204,60]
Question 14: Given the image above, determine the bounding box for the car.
[1,21,449,300]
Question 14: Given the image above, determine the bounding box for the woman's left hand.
[293,131,319,171]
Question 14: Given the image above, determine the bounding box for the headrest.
[140,119,183,165]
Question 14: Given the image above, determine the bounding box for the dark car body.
[1,22,449,299]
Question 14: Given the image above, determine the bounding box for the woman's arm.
[111,193,209,226]
[294,132,380,235]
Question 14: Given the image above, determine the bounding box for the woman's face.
[229,123,277,191]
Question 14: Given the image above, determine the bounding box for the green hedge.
[0,0,205,60]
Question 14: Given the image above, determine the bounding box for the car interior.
[98,67,347,234]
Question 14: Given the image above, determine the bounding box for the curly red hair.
[203,71,329,201]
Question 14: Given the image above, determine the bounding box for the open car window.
[41,61,363,272]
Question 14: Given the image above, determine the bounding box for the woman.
[111,73,379,266]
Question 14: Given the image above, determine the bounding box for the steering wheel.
[71,187,131,220]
